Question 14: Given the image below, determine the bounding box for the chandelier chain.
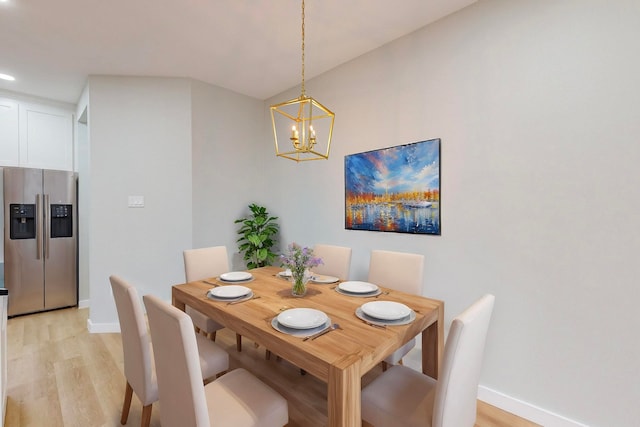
[301,0,305,96]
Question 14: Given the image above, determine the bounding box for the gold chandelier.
[270,0,335,162]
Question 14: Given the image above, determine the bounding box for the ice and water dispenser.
[9,204,36,240]
[9,203,73,239]
[50,204,73,238]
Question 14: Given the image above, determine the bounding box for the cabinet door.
[0,98,20,167]
[19,103,73,171]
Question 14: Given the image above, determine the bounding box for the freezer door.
[3,168,45,316]
[43,170,77,310]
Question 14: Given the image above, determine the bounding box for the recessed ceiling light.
[0,73,16,81]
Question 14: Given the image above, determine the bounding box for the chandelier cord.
[301,0,306,97]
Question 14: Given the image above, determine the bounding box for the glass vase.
[291,270,309,297]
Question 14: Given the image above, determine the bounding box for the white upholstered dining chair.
[311,243,353,280]
[368,249,425,370]
[143,293,289,427]
[183,246,243,352]
[110,275,229,427]
[361,294,495,427]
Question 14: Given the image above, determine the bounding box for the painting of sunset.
[344,138,440,235]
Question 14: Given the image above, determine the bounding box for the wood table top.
[172,265,443,380]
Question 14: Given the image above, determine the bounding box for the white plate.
[271,317,331,337]
[210,285,251,299]
[277,308,328,330]
[207,290,254,302]
[219,271,253,282]
[355,307,416,326]
[361,301,412,320]
[338,281,379,294]
[277,269,292,278]
[310,274,340,284]
[335,287,382,298]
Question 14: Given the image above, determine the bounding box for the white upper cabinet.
[0,98,20,167]
[19,103,74,171]
[0,97,74,171]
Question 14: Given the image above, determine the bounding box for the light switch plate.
[128,195,144,208]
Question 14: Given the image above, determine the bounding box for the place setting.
[334,281,383,297]
[309,274,340,284]
[216,271,254,284]
[206,284,255,304]
[275,269,339,285]
[271,307,338,339]
[355,301,416,327]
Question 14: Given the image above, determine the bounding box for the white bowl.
[210,285,251,298]
[338,281,379,294]
[361,301,411,320]
[219,271,253,282]
[277,308,328,329]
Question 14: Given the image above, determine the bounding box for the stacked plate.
[218,271,253,283]
[335,281,381,297]
[310,274,340,284]
[355,301,416,326]
[271,308,331,337]
[276,270,292,279]
[207,285,253,302]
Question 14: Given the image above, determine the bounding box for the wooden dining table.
[172,266,444,427]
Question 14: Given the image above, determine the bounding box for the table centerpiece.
[280,243,323,297]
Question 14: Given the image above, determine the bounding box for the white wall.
[263,1,640,426]
[75,86,90,304]
[190,80,266,268]
[86,76,194,326]
[76,0,639,425]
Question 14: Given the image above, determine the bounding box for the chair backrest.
[368,250,424,294]
[143,294,210,427]
[183,246,229,282]
[109,275,156,405]
[312,244,352,280]
[433,294,495,427]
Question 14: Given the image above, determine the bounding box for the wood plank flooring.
[5,307,539,427]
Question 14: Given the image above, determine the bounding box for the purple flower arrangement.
[280,243,323,295]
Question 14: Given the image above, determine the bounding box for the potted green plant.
[235,203,279,269]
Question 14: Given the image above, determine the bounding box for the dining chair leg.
[381,361,389,372]
[209,331,216,341]
[141,404,153,427]
[120,382,133,424]
[236,333,242,352]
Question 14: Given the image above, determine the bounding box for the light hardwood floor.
[5,307,540,427]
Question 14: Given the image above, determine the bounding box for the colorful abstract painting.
[345,139,440,235]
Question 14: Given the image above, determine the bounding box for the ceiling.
[0,0,476,105]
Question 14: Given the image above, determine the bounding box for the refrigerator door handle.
[36,194,42,260]
[44,193,50,259]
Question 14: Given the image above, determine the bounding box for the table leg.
[422,303,444,379]
[172,291,186,312]
[328,360,361,427]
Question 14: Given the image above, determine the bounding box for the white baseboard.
[78,299,89,309]
[405,347,588,426]
[478,386,589,427]
[87,318,120,334]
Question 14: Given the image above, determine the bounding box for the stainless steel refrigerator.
[3,167,77,317]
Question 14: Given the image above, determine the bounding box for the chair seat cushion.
[205,368,288,427]
[186,305,225,333]
[195,334,229,381]
[362,365,436,427]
